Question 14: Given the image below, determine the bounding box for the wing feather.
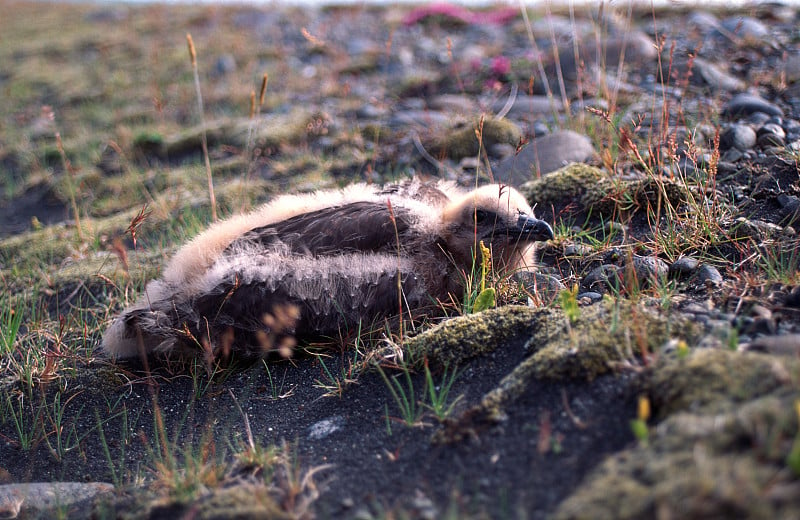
[229,201,414,257]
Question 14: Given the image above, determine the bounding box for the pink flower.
[490,56,511,77]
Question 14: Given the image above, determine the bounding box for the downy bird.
[102,180,553,359]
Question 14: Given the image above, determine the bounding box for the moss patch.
[520,163,605,210]
[100,483,292,520]
[648,348,796,416]
[521,164,689,220]
[554,348,800,520]
[582,176,689,218]
[405,305,549,368]
[431,117,522,160]
[434,298,698,442]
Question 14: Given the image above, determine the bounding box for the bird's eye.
[474,209,490,223]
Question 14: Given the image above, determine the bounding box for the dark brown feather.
[229,201,415,256]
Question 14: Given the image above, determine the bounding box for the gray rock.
[0,482,114,518]
[213,54,237,76]
[514,271,565,305]
[720,16,770,41]
[356,103,388,120]
[308,416,345,440]
[494,130,595,186]
[693,58,745,93]
[557,31,657,81]
[669,256,700,278]
[746,112,771,126]
[577,291,603,303]
[746,334,800,356]
[756,123,786,147]
[722,93,783,119]
[388,110,451,129]
[492,95,563,119]
[581,265,623,295]
[778,194,800,224]
[428,94,477,115]
[696,264,723,287]
[631,256,669,286]
[719,124,756,151]
[782,53,800,84]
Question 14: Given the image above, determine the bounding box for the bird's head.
[441,184,553,269]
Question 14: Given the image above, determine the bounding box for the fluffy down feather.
[102,180,553,359]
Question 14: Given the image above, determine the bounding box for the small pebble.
[696,264,723,288]
[669,256,700,278]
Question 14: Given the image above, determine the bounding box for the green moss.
[433,117,522,160]
[555,349,800,520]
[520,163,606,209]
[529,299,695,381]
[405,305,549,369]
[648,348,797,416]
[103,483,291,520]
[434,299,698,443]
[521,164,690,219]
[581,177,689,218]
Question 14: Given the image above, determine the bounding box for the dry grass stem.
[186,33,217,222]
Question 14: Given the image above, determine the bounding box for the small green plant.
[558,285,581,325]
[757,241,800,284]
[787,400,800,476]
[96,408,126,488]
[0,302,23,356]
[462,240,497,314]
[42,391,87,462]
[4,391,44,450]
[629,395,651,446]
[422,359,463,421]
[377,362,423,427]
[313,355,351,398]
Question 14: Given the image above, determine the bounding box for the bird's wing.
[228,201,414,256]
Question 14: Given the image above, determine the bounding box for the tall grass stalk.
[186,33,217,222]
[55,132,84,240]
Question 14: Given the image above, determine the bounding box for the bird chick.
[102,180,553,360]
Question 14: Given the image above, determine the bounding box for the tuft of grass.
[377,361,423,427]
[0,301,23,357]
[422,358,463,421]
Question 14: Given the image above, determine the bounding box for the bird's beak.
[515,215,554,241]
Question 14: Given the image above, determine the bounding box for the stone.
[756,123,786,147]
[0,482,114,518]
[693,58,745,93]
[494,130,595,186]
[720,16,770,41]
[669,256,700,278]
[581,265,624,295]
[747,334,800,357]
[696,264,723,287]
[630,256,669,286]
[514,271,565,305]
[719,123,756,151]
[213,54,237,76]
[492,95,563,119]
[308,416,345,440]
[722,93,783,119]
